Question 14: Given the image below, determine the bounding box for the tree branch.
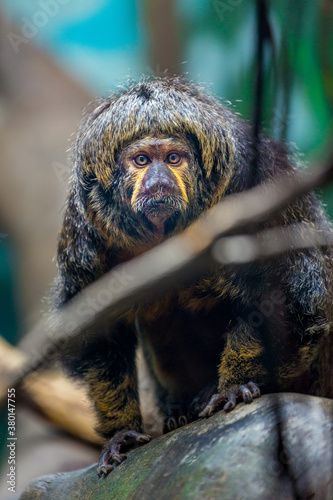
[212,221,333,265]
[1,157,332,406]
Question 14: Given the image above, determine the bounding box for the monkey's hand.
[97,430,151,477]
[198,381,261,418]
[163,382,219,432]
[198,321,265,418]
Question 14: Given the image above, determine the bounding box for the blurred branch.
[144,0,182,76]
[0,336,100,444]
[213,222,333,265]
[1,156,333,407]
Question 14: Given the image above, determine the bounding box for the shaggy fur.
[53,77,333,476]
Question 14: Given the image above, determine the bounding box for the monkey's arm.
[62,323,150,477]
[201,245,331,417]
[274,247,331,393]
[54,195,150,477]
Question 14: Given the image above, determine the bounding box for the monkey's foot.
[198,381,261,418]
[163,382,219,433]
[97,430,151,477]
[163,403,189,434]
[187,382,218,421]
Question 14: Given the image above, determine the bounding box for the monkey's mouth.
[134,195,184,231]
[146,199,173,211]
[145,199,179,219]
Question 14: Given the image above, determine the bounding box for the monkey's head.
[72,77,243,252]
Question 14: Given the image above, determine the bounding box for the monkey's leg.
[63,323,150,477]
[274,250,331,395]
[199,321,265,418]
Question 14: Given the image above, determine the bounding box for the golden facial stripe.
[131,165,189,207]
[131,166,149,206]
[168,166,189,204]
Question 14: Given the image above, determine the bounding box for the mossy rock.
[20,394,333,500]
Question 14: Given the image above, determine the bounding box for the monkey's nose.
[146,179,175,195]
[142,162,177,195]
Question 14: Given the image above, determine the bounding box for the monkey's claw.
[97,430,151,477]
[198,381,261,418]
[163,402,190,433]
[164,414,189,433]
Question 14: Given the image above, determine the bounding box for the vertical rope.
[253,2,301,498]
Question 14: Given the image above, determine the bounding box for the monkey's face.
[76,78,237,250]
[119,137,195,236]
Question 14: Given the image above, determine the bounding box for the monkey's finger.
[223,392,237,412]
[247,381,261,399]
[178,415,188,427]
[97,464,114,478]
[111,453,127,465]
[136,433,151,444]
[239,385,253,404]
[115,430,150,446]
[198,392,225,418]
[120,430,146,442]
[165,417,178,431]
[109,444,128,466]
[97,448,114,477]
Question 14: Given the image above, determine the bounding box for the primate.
[53,77,333,476]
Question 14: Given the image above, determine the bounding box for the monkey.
[52,77,333,477]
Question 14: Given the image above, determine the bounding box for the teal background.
[1,0,332,159]
[0,0,332,481]
[0,0,332,342]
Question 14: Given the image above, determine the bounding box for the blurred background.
[0,0,332,497]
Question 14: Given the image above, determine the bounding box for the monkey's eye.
[167,153,181,165]
[134,154,150,166]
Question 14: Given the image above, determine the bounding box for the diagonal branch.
[1,157,333,406]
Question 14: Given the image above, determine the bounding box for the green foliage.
[178,0,333,216]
